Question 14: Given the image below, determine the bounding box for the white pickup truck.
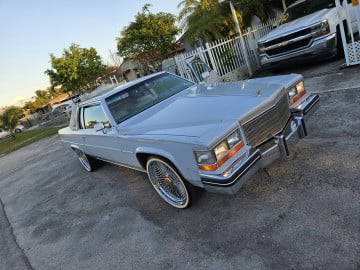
[258,0,358,68]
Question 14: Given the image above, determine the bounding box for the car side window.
[80,104,111,129]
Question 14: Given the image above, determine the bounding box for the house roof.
[49,93,72,105]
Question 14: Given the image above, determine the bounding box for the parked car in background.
[257,0,357,69]
[42,102,72,121]
[51,103,72,116]
[14,125,25,133]
[58,72,319,209]
[0,128,14,140]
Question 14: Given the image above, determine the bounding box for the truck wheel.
[74,149,98,172]
[146,157,191,209]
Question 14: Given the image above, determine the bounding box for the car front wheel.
[146,157,191,209]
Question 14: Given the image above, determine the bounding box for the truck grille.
[242,93,290,147]
[261,28,312,57]
[267,37,312,56]
[262,28,311,48]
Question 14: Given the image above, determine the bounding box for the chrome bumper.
[201,93,320,195]
[259,33,337,67]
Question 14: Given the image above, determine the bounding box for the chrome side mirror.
[94,122,106,133]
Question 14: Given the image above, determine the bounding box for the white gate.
[172,18,278,83]
[336,0,360,66]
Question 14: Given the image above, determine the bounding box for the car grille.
[242,93,290,147]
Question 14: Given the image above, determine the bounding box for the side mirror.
[94,122,106,133]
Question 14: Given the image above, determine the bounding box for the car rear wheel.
[146,157,191,209]
[74,149,98,172]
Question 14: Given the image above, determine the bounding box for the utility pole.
[228,1,253,76]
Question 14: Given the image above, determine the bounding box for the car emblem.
[256,89,262,96]
[279,41,288,47]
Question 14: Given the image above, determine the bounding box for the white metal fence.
[172,18,278,82]
[336,0,360,66]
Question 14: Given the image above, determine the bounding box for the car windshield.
[280,0,335,25]
[106,73,194,124]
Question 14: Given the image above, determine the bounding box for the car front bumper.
[259,33,337,68]
[200,93,320,195]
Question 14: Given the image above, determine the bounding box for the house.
[119,58,146,82]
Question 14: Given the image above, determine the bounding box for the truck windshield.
[106,73,194,124]
[280,0,335,25]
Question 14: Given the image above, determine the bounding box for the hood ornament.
[256,89,262,96]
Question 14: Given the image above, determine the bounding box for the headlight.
[288,81,306,105]
[311,19,330,38]
[288,87,297,101]
[214,141,229,160]
[227,130,241,148]
[194,129,244,171]
[257,43,266,54]
[195,151,216,165]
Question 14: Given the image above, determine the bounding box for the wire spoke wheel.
[146,157,190,209]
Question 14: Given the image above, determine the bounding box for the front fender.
[135,146,177,169]
[135,146,204,188]
[70,144,85,152]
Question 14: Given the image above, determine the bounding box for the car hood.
[258,9,331,42]
[118,74,300,145]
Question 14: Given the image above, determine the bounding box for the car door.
[77,103,123,163]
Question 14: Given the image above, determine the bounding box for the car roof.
[79,71,168,106]
[102,72,167,99]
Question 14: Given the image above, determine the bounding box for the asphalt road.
[0,59,359,270]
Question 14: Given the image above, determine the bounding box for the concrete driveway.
[1,59,359,270]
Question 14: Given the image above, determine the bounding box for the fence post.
[205,42,218,73]
[335,0,350,65]
[196,47,208,69]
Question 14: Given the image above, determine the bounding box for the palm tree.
[178,0,291,44]
[178,0,231,44]
[232,0,285,27]
[34,89,51,100]
[0,106,23,134]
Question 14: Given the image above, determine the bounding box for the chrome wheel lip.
[147,158,189,209]
[75,149,92,172]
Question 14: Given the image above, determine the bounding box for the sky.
[0,0,181,108]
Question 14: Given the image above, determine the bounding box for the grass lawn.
[0,126,65,156]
